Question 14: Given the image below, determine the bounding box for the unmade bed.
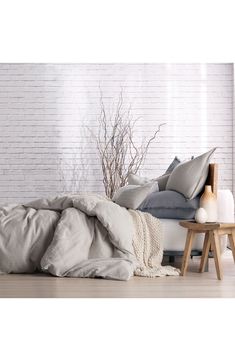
[0,193,179,281]
[0,156,234,281]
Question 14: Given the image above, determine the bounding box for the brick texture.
[0,63,233,203]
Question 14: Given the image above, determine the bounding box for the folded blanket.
[129,210,180,277]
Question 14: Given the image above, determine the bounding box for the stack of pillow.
[112,148,216,219]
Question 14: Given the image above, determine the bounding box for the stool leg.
[228,230,235,263]
[181,230,195,276]
[204,258,209,272]
[211,230,223,280]
[199,231,211,273]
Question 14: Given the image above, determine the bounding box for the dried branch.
[88,89,165,198]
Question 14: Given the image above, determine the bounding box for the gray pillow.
[166,148,216,199]
[139,190,200,219]
[155,173,171,191]
[112,182,159,210]
[164,156,181,174]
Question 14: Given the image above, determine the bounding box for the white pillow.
[127,174,150,186]
[112,182,159,209]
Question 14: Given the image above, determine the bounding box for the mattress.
[161,218,228,252]
[161,218,204,251]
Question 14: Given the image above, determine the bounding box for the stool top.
[179,220,235,231]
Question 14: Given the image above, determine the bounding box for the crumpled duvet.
[0,193,137,280]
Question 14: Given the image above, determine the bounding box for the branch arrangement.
[89,90,165,198]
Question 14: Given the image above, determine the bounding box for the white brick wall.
[233,64,235,198]
[0,63,233,203]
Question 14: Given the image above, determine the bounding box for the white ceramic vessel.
[195,207,208,224]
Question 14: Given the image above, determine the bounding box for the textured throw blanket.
[129,210,180,277]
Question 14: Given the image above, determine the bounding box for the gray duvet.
[0,193,137,280]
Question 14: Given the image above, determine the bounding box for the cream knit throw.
[129,210,180,277]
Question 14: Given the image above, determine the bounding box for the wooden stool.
[179,221,235,280]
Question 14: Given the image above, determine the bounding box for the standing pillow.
[127,156,181,191]
[128,155,195,193]
[155,173,171,191]
[128,173,170,191]
[112,182,159,209]
[164,156,181,174]
[166,148,216,199]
